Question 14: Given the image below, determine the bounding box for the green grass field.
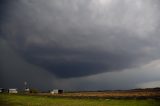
[0,94,160,106]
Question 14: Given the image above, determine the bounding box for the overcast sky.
[1,0,160,91]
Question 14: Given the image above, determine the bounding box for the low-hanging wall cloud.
[1,0,160,79]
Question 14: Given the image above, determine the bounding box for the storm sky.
[1,0,160,91]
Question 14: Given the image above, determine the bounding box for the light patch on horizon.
[137,81,160,88]
[54,59,160,90]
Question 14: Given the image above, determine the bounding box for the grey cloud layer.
[1,0,160,78]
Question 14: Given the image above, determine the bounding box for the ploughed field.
[36,88,160,99]
[0,94,160,106]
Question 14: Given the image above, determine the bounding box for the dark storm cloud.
[23,45,137,78]
[0,39,56,90]
[0,0,9,37]
[1,0,160,78]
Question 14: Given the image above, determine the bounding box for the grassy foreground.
[0,94,160,106]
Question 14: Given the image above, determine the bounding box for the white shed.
[50,89,63,94]
[0,88,4,93]
[8,89,18,93]
[25,88,30,92]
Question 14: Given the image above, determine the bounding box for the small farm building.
[24,88,30,92]
[50,89,63,94]
[8,89,18,93]
[0,88,5,93]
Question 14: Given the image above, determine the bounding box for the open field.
[30,88,160,99]
[0,94,160,106]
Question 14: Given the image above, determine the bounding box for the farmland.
[1,88,160,106]
[0,93,160,106]
[29,88,160,99]
[0,94,160,106]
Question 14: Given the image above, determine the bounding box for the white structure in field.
[0,88,4,93]
[8,89,18,93]
[25,88,30,92]
[50,89,58,94]
[50,89,63,94]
